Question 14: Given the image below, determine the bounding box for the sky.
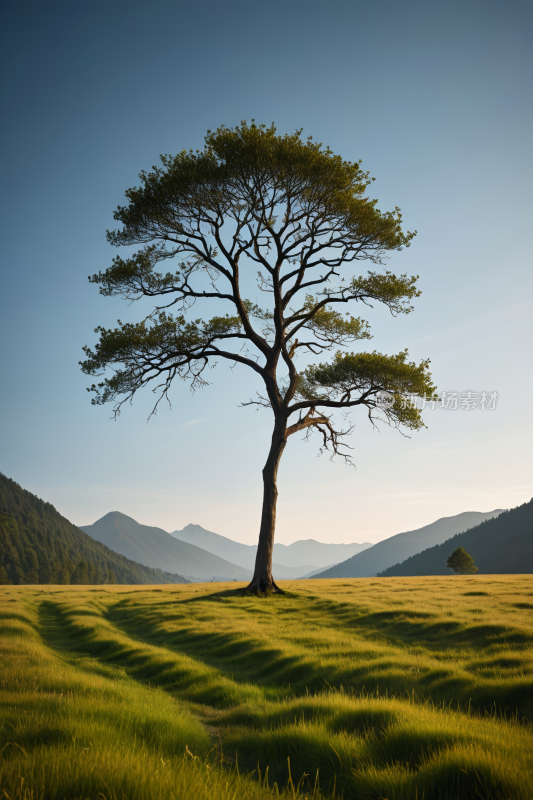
[1,0,532,546]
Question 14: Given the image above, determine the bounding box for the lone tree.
[447,547,478,575]
[81,122,437,594]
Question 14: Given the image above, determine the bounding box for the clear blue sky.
[1,0,532,544]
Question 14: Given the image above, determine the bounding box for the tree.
[59,562,72,585]
[38,557,53,585]
[81,122,437,594]
[24,547,40,584]
[0,565,12,585]
[72,559,89,585]
[447,547,478,575]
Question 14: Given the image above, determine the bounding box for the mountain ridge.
[80,512,254,582]
[378,499,533,576]
[311,509,504,579]
[83,514,326,580]
[0,474,188,585]
[171,523,372,570]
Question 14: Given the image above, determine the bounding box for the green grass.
[1,576,533,799]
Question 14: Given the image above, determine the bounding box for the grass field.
[1,576,533,799]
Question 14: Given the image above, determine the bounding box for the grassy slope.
[1,577,533,799]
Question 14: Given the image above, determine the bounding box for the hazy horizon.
[75,503,510,548]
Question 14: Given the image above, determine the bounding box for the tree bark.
[246,419,287,594]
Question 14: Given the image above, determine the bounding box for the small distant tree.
[82,121,437,594]
[447,547,478,575]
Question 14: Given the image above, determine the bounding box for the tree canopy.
[81,122,437,593]
[447,547,478,575]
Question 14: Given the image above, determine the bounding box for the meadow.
[1,576,532,799]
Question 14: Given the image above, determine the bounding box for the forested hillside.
[379,498,533,576]
[0,474,188,585]
[81,512,254,582]
[312,509,502,579]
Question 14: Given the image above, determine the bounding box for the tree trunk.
[246,420,287,594]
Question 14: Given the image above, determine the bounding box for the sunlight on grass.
[1,577,532,799]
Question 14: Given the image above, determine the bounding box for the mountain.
[379,499,532,576]
[171,523,372,572]
[311,509,504,579]
[81,512,254,582]
[169,523,317,576]
[170,524,260,568]
[0,474,188,585]
[302,563,340,578]
[278,539,372,567]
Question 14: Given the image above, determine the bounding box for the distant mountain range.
[0,474,188,585]
[378,499,532,576]
[312,509,504,579]
[171,523,371,572]
[80,513,254,582]
[3,470,525,586]
[80,515,371,581]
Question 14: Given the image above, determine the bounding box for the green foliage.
[0,473,188,585]
[295,294,372,346]
[81,121,432,459]
[298,349,437,431]
[1,577,533,799]
[447,547,478,575]
[348,270,421,313]
[105,122,413,254]
[0,564,12,584]
[82,311,245,406]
